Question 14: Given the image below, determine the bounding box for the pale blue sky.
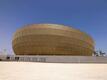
[0,0,107,54]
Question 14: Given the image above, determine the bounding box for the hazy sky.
[0,0,107,54]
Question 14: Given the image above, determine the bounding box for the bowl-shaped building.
[12,24,94,56]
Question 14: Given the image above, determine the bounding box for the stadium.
[12,24,94,56]
[1,24,107,63]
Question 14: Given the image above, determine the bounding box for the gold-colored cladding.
[12,24,95,56]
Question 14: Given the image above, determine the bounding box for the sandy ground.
[0,62,107,80]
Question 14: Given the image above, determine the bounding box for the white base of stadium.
[0,55,107,63]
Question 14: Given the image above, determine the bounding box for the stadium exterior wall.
[0,55,107,63]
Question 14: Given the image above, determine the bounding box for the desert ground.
[0,62,107,80]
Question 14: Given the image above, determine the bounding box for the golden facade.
[12,24,94,56]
